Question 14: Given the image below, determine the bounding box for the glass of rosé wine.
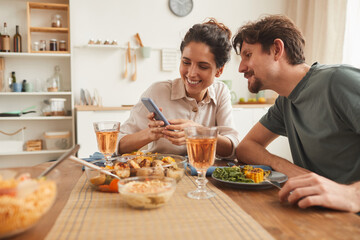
[93,121,120,166]
[185,126,218,199]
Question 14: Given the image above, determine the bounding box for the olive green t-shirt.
[260,63,360,184]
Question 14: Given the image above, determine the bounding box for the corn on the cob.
[245,168,264,183]
[241,165,254,175]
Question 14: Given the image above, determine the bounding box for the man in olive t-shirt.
[260,63,360,184]
[232,15,360,213]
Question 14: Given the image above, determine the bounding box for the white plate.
[80,89,86,105]
[85,89,92,105]
[211,165,288,189]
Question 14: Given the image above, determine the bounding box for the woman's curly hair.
[180,18,232,68]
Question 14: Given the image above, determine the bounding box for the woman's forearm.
[118,128,152,154]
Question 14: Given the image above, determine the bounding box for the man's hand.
[279,172,360,212]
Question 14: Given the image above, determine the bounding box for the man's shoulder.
[311,64,360,87]
[314,63,360,77]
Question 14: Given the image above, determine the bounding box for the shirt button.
[192,107,198,112]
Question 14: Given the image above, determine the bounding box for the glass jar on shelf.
[46,77,58,92]
[51,14,63,28]
[32,41,39,51]
[50,39,57,51]
[59,40,66,51]
[46,65,62,92]
[39,40,46,51]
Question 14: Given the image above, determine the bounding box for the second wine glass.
[185,126,218,199]
[93,121,120,165]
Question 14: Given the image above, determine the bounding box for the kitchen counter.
[75,103,274,111]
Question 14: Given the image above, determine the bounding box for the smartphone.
[141,97,171,127]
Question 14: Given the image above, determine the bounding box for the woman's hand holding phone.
[141,97,202,145]
[162,119,202,145]
[146,111,166,141]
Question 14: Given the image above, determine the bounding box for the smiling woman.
[180,42,220,102]
[118,18,240,159]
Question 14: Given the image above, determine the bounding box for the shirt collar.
[171,78,217,105]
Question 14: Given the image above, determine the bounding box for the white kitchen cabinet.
[232,107,293,163]
[76,108,130,158]
[0,55,74,168]
[0,0,74,168]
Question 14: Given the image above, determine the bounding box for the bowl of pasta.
[0,167,58,238]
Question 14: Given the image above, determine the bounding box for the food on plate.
[89,174,106,185]
[114,162,131,178]
[245,168,264,183]
[213,165,271,183]
[0,173,56,238]
[118,177,176,209]
[86,153,186,192]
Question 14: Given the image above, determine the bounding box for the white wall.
[70,0,287,106]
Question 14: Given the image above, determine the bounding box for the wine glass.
[93,121,120,166]
[185,126,218,199]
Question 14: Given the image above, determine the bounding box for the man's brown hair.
[232,15,305,65]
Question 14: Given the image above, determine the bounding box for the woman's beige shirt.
[119,78,240,158]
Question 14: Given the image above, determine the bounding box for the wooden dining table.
[6,160,360,240]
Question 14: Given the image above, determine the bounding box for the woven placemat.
[46,173,274,240]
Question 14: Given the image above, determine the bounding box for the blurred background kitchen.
[0,0,359,167]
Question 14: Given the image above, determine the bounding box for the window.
[342,0,360,68]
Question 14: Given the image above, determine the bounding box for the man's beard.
[248,77,262,93]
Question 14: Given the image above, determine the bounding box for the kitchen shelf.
[30,26,69,33]
[78,44,124,49]
[0,148,70,156]
[0,0,74,168]
[0,116,72,121]
[0,52,70,58]
[27,2,68,11]
[27,2,70,53]
[74,44,164,51]
[0,92,72,96]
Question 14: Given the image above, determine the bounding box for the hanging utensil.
[123,53,128,78]
[135,33,144,47]
[127,42,132,63]
[132,52,137,81]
